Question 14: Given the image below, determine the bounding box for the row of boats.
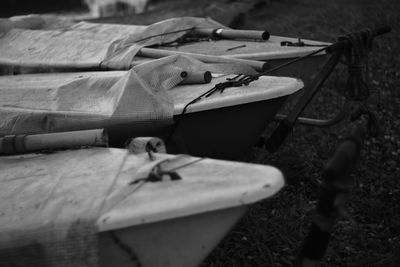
[0,14,357,267]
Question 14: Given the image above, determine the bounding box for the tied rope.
[339,29,380,137]
[340,29,374,101]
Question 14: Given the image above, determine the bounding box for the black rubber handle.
[326,26,391,54]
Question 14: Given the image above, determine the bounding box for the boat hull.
[99,206,247,267]
[107,96,287,160]
[168,97,287,159]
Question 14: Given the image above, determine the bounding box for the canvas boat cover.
[0,55,223,136]
[0,63,303,136]
[0,14,329,75]
[0,147,284,266]
[0,15,228,75]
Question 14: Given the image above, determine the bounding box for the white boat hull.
[99,206,246,267]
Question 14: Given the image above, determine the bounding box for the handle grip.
[192,28,270,41]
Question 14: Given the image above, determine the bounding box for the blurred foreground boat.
[0,146,284,267]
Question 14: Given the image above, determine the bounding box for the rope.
[338,29,380,136]
[281,38,329,47]
[339,29,374,101]
[176,73,254,118]
[109,231,142,267]
[130,156,204,184]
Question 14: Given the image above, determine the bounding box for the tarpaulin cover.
[0,16,224,74]
[0,55,212,136]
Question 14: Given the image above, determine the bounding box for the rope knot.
[215,81,237,90]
